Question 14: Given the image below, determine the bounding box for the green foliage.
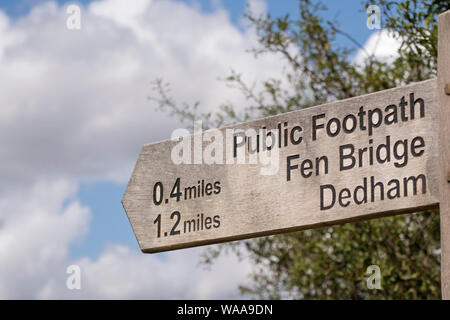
[218,210,440,299]
[151,0,449,299]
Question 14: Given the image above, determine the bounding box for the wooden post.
[438,10,450,300]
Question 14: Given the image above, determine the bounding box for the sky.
[0,0,400,299]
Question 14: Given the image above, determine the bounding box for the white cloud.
[40,245,252,299]
[0,180,90,298]
[0,0,285,299]
[353,29,402,66]
[0,0,286,185]
[247,0,267,17]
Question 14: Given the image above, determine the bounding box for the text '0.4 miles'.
[152,178,221,206]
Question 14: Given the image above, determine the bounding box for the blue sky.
[0,0,388,298]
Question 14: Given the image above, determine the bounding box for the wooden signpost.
[438,10,450,300]
[123,11,450,298]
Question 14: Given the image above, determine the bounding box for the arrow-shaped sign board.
[122,79,440,253]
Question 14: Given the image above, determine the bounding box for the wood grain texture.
[438,10,450,300]
[122,79,440,254]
